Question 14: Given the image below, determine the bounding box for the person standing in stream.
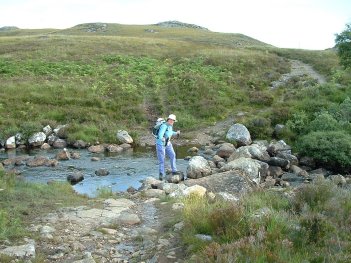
[156,114,180,180]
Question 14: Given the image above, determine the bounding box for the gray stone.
[182,185,207,197]
[42,125,52,136]
[186,156,212,179]
[281,173,305,186]
[221,157,269,184]
[290,165,309,177]
[267,157,290,170]
[88,144,105,153]
[40,143,51,150]
[106,144,123,153]
[216,143,235,158]
[226,123,252,146]
[72,140,87,149]
[26,156,50,167]
[166,171,184,183]
[267,140,291,156]
[53,138,67,148]
[228,144,270,162]
[5,136,16,149]
[0,240,35,259]
[116,212,140,225]
[116,130,133,144]
[95,168,110,176]
[56,148,70,160]
[185,170,254,196]
[67,172,84,184]
[28,132,46,147]
[195,234,212,241]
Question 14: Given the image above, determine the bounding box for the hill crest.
[154,20,208,30]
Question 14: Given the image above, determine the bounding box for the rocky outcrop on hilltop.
[0,26,19,31]
[155,20,208,30]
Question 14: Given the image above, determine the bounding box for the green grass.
[0,22,347,146]
[181,181,351,262]
[0,170,89,241]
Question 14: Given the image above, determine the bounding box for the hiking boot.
[172,171,181,175]
[159,173,164,181]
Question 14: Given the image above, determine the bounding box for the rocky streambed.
[0,146,190,197]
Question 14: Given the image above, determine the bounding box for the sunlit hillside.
[0,22,345,145]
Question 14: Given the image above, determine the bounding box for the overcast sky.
[0,0,350,50]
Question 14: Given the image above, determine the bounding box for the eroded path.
[2,195,186,262]
[271,59,326,88]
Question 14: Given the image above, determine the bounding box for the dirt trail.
[15,196,186,262]
[271,59,326,88]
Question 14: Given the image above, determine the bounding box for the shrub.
[335,23,351,69]
[292,180,337,212]
[297,130,351,172]
[244,117,274,140]
[208,203,249,242]
[285,111,309,135]
[248,90,274,106]
[333,97,351,122]
[306,112,341,133]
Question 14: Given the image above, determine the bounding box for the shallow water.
[0,145,193,197]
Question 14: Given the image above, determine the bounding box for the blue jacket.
[156,123,177,146]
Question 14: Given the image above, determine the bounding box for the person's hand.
[176,130,180,137]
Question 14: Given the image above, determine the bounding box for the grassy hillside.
[0,22,347,145]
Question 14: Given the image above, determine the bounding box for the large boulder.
[228,144,270,162]
[106,144,123,153]
[42,125,52,136]
[186,156,212,179]
[216,143,236,158]
[56,149,70,160]
[88,144,105,153]
[67,172,84,184]
[26,156,50,167]
[53,138,67,149]
[182,185,207,197]
[221,157,269,184]
[226,123,252,146]
[166,171,185,183]
[184,170,255,197]
[266,157,290,170]
[116,130,133,144]
[267,140,291,156]
[53,125,67,138]
[276,152,299,166]
[28,132,46,147]
[5,136,16,149]
[71,140,87,149]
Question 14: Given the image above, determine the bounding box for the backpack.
[152,118,165,138]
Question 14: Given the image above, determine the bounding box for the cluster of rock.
[197,124,348,187]
[143,123,349,201]
[0,126,135,184]
[0,124,133,151]
[155,21,209,30]
[0,26,19,31]
[77,23,108,33]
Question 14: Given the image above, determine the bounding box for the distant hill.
[0,26,19,31]
[0,21,270,48]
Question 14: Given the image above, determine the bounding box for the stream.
[0,145,194,197]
